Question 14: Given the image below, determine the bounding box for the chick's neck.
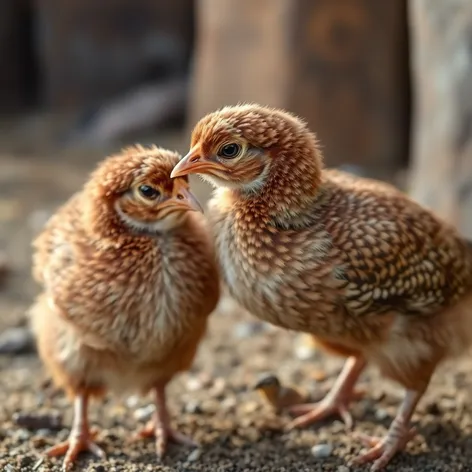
[233,141,324,229]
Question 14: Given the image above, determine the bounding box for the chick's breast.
[31,195,219,393]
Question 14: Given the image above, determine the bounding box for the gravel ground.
[1,130,472,472]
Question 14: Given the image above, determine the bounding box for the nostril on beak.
[176,193,184,200]
[189,155,199,163]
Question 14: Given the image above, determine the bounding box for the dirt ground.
[0,123,472,472]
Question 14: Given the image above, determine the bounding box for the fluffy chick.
[253,374,308,414]
[30,145,220,470]
[171,104,472,471]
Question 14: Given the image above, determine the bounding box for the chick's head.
[171,104,324,211]
[84,145,202,237]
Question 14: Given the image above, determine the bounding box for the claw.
[135,384,199,459]
[43,394,105,471]
[287,396,357,430]
[286,357,366,431]
[352,427,417,471]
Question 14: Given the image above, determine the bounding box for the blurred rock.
[186,448,202,462]
[293,333,318,361]
[233,321,266,339]
[133,404,155,422]
[12,412,63,431]
[125,395,140,409]
[337,466,350,472]
[311,443,333,458]
[0,327,36,354]
[184,399,203,414]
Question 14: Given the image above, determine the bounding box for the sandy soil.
[0,128,472,472]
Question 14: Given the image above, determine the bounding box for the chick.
[253,374,308,414]
[30,145,220,470]
[171,104,472,471]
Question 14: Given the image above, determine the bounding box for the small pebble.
[184,400,203,414]
[374,408,389,421]
[293,334,318,361]
[233,321,265,339]
[425,402,441,416]
[14,429,31,441]
[310,369,328,382]
[210,377,226,397]
[241,401,259,414]
[221,396,236,410]
[337,466,350,472]
[186,448,202,462]
[125,395,140,409]
[0,327,36,354]
[12,412,63,431]
[311,443,333,458]
[186,377,203,392]
[133,404,155,421]
[5,464,16,472]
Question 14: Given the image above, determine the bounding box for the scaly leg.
[287,356,366,430]
[136,384,198,458]
[45,393,105,471]
[353,389,422,471]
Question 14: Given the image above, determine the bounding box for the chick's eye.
[138,185,159,199]
[219,143,241,159]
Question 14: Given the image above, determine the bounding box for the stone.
[311,443,333,458]
[133,404,155,422]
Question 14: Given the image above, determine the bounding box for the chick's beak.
[171,144,225,178]
[175,187,203,213]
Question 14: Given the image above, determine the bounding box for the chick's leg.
[353,389,422,471]
[45,392,105,470]
[137,384,198,458]
[287,356,366,430]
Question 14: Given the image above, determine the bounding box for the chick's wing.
[331,193,472,318]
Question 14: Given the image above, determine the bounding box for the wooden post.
[409,0,472,238]
[189,0,409,171]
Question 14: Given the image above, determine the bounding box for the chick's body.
[171,104,472,471]
[31,146,219,470]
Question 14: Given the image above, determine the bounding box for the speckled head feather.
[82,145,201,239]
[173,104,324,220]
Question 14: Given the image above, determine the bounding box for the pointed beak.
[171,144,225,178]
[157,181,204,214]
[175,187,204,213]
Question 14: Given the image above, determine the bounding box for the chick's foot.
[136,384,198,458]
[45,394,105,471]
[287,356,366,430]
[352,427,416,471]
[352,388,422,471]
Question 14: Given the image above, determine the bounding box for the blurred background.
[1,2,472,469]
[0,0,471,345]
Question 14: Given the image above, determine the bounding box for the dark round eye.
[138,185,159,199]
[219,143,241,159]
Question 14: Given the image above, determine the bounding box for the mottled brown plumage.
[31,145,220,470]
[171,104,472,471]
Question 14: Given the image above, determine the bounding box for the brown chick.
[253,374,308,414]
[171,104,472,471]
[30,145,220,470]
